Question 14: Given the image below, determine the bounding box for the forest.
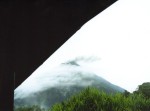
[14,82,150,111]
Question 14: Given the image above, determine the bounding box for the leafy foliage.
[49,87,150,111]
[15,82,150,111]
[134,82,150,98]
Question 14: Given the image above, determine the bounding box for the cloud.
[14,63,96,99]
[75,56,101,62]
[65,56,101,64]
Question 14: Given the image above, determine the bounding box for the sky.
[17,0,150,93]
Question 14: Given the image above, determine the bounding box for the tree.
[123,90,130,97]
[135,82,150,98]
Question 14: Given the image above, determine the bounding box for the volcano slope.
[14,61,124,109]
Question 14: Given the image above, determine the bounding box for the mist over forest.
[14,57,125,109]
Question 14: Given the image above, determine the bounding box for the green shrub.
[49,87,150,111]
[15,87,150,111]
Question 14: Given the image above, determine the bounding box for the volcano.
[14,60,124,109]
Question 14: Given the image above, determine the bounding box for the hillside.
[14,61,124,109]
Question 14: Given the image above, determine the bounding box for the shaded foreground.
[15,86,150,111]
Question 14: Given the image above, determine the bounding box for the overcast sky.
[19,0,150,93]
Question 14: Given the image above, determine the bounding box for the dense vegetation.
[14,82,150,111]
[133,82,150,98]
[50,87,150,111]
